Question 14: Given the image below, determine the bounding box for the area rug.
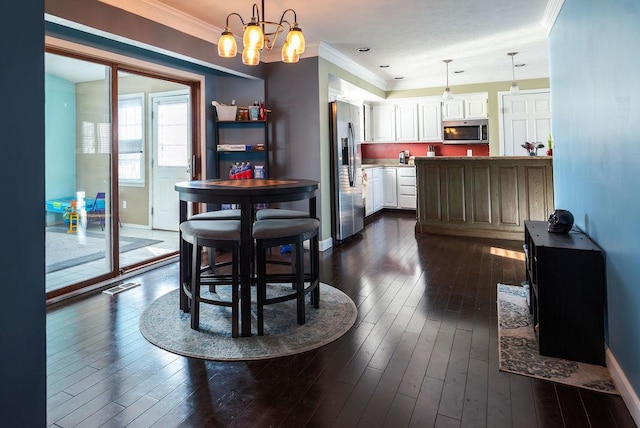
[497,283,617,394]
[139,283,357,361]
[46,227,162,273]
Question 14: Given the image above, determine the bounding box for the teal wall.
[45,73,76,199]
[550,0,640,393]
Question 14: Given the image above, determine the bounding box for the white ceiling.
[57,1,558,93]
[146,0,555,91]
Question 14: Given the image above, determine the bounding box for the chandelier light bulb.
[242,47,260,66]
[217,29,237,58]
[286,25,305,54]
[243,22,264,50]
[281,42,299,63]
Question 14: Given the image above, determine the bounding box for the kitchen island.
[415,156,553,240]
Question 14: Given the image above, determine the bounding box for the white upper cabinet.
[442,99,465,120]
[418,100,442,141]
[371,104,396,141]
[362,103,372,142]
[465,97,488,119]
[395,103,419,142]
[442,93,488,120]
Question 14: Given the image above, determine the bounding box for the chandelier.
[217,2,305,66]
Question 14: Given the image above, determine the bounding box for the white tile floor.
[45,225,179,293]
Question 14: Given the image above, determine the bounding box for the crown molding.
[541,0,565,35]
[98,0,223,42]
[85,1,388,92]
[317,42,387,91]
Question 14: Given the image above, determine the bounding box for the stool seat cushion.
[255,208,308,220]
[190,209,241,220]
[180,220,241,241]
[253,218,319,240]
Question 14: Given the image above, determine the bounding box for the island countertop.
[415,155,554,240]
[415,155,552,162]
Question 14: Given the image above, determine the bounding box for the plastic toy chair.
[87,192,106,230]
[65,200,78,233]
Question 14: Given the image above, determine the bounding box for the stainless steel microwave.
[442,119,489,144]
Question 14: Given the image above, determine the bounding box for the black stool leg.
[231,242,239,338]
[257,239,266,336]
[191,240,201,330]
[295,235,305,325]
[311,234,320,308]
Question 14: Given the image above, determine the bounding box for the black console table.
[524,220,605,366]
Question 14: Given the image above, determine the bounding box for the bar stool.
[180,219,241,337]
[252,218,320,336]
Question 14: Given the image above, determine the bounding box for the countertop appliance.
[443,119,489,144]
[329,100,364,243]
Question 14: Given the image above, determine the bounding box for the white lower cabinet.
[397,167,417,209]
[364,166,416,215]
[382,168,398,207]
[365,167,384,216]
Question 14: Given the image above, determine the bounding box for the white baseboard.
[607,348,640,426]
[319,237,333,252]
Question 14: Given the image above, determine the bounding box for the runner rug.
[139,282,357,361]
[497,283,617,394]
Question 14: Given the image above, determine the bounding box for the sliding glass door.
[45,51,195,297]
[116,72,190,269]
[45,53,113,294]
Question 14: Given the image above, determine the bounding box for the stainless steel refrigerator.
[329,100,364,243]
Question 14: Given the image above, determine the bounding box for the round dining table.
[175,178,319,337]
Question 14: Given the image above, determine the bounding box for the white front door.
[500,90,551,156]
[150,90,191,231]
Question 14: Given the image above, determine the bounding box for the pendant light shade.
[281,42,299,63]
[217,29,237,58]
[442,59,453,101]
[243,20,264,50]
[508,52,520,95]
[242,47,261,66]
[286,25,305,54]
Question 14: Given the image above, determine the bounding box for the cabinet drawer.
[398,175,416,187]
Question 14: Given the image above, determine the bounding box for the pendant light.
[442,59,453,101]
[508,52,520,95]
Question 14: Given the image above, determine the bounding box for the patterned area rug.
[139,283,357,361]
[497,283,617,394]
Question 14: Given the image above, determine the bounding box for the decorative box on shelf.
[217,145,251,152]
[214,105,237,121]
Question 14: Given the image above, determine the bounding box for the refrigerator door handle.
[348,122,355,187]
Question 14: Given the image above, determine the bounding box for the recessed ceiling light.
[394,77,404,80]
[454,70,465,74]
[515,63,526,67]
[379,64,390,68]
[357,47,371,52]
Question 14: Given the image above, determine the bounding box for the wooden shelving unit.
[524,220,605,366]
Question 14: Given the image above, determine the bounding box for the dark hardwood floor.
[46,212,636,427]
